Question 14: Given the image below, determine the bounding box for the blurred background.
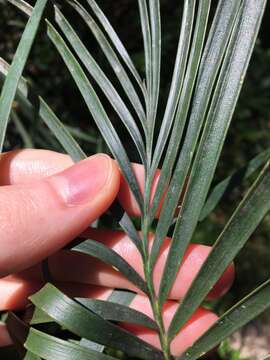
[1,1,270,359]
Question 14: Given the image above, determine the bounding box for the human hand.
[0,149,234,355]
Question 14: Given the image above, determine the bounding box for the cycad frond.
[1,0,270,359]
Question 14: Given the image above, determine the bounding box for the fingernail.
[51,154,112,206]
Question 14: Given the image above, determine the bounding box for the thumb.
[0,154,120,278]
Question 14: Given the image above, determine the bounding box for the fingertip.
[170,308,218,356]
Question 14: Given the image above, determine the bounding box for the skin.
[0,149,234,356]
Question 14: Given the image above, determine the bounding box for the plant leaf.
[168,160,270,341]
[71,239,148,294]
[54,6,146,165]
[0,0,47,151]
[200,147,270,220]
[158,0,266,306]
[77,298,158,330]
[68,0,147,130]
[178,277,270,360]
[85,0,145,95]
[25,328,117,360]
[29,284,163,360]
[47,21,144,211]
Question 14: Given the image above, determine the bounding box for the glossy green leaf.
[72,239,148,294]
[77,298,157,330]
[169,160,270,341]
[158,0,266,306]
[68,0,146,130]
[29,284,163,360]
[200,147,270,220]
[0,0,47,151]
[25,328,117,360]
[54,7,146,165]
[178,278,270,360]
[47,22,144,212]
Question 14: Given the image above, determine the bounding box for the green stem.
[142,166,171,359]
[143,106,171,359]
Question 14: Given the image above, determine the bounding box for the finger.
[0,278,217,356]
[123,299,217,356]
[0,276,111,311]
[0,149,162,217]
[0,155,120,277]
[18,229,234,300]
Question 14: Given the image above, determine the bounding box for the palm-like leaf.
[1,0,270,359]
